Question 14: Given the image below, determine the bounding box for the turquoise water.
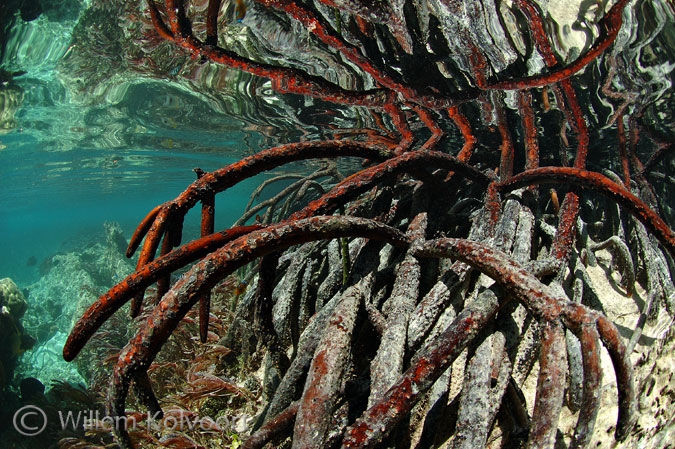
[0,126,261,286]
[0,5,295,402]
[0,10,279,286]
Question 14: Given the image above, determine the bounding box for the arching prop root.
[70,210,639,448]
[60,0,675,448]
[64,148,490,363]
[62,153,674,449]
[125,140,394,313]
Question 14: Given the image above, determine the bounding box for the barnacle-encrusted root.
[292,280,364,447]
[410,239,636,448]
[526,319,566,449]
[341,279,501,448]
[368,214,426,407]
[452,290,509,449]
[596,315,637,441]
[569,324,602,449]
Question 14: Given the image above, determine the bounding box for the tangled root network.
[64,1,675,448]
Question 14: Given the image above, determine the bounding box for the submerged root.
[61,1,675,448]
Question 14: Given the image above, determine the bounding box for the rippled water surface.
[0,5,292,284]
